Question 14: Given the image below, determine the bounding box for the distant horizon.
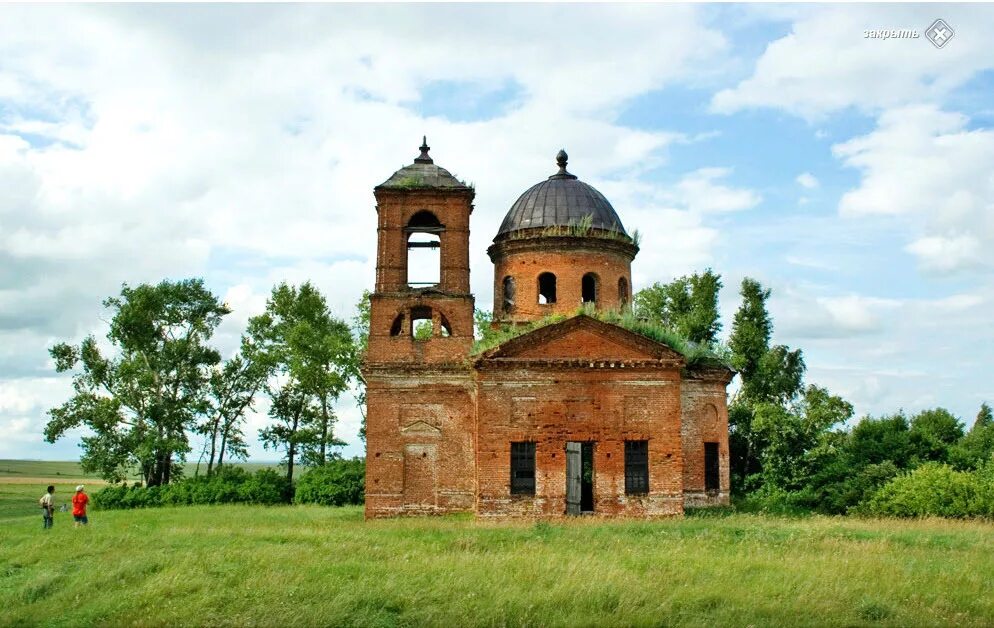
[0,457,344,465]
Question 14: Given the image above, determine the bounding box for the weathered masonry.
[363,140,733,518]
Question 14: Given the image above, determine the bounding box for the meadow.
[2,469,994,626]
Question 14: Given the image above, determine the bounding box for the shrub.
[93,467,293,510]
[93,484,129,509]
[856,463,992,518]
[239,468,293,505]
[294,458,365,506]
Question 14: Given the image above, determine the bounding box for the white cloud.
[670,167,762,214]
[769,282,993,421]
[833,105,994,273]
[774,288,901,340]
[711,5,994,119]
[796,172,819,189]
[594,166,760,288]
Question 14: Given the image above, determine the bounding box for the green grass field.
[2,471,994,626]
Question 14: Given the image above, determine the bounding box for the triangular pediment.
[478,315,685,364]
[400,420,442,435]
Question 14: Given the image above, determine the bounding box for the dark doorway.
[566,441,594,515]
[580,442,594,512]
[704,442,720,492]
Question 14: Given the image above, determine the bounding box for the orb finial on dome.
[550,148,577,180]
[415,135,433,164]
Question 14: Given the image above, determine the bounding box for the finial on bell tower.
[415,135,433,164]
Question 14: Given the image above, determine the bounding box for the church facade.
[363,140,733,518]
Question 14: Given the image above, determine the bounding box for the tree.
[951,403,994,469]
[197,343,268,476]
[726,278,806,488]
[352,290,371,442]
[847,413,913,469]
[751,385,853,491]
[728,278,772,389]
[45,279,228,485]
[259,382,321,483]
[909,408,964,464]
[249,282,357,484]
[633,269,722,345]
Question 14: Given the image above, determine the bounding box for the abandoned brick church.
[363,140,733,518]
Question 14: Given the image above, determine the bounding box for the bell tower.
[366,137,475,364]
[364,138,477,517]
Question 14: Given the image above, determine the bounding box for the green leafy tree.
[726,278,806,488]
[951,403,994,469]
[751,385,854,491]
[353,290,371,442]
[197,343,268,476]
[728,278,772,388]
[728,278,805,405]
[633,269,722,345]
[45,279,228,485]
[259,382,322,483]
[909,408,964,464]
[848,413,914,469]
[250,282,357,483]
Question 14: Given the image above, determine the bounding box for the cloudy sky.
[1,4,992,462]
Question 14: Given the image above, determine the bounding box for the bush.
[294,458,365,506]
[93,467,293,510]
[857,463,994,518]
[239,468,293,505]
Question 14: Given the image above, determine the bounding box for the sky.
[1,4,992,463]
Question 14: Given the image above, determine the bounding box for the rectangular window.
[510,442,536,495]
[624,440,649,495]
[705,442,720,492]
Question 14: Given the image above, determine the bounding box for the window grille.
[625,440,648,495]
[510,442,536,495]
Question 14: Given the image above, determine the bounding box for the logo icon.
[925,19,954,48]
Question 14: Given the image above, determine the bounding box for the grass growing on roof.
[472,306,732,368]
[503,213,638,247]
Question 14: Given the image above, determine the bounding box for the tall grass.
[473,306,731,368]
[2,501,994,626]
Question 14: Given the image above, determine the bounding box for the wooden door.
[566,442,581,515]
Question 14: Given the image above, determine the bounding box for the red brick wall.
[367,293,474,366]
[475,364,685,518]
[680,369,733,507]
[364,367,477,517]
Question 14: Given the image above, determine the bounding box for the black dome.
[496,150,627,238]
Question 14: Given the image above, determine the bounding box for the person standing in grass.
[71,485,89,527]
[39,485,55,530]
